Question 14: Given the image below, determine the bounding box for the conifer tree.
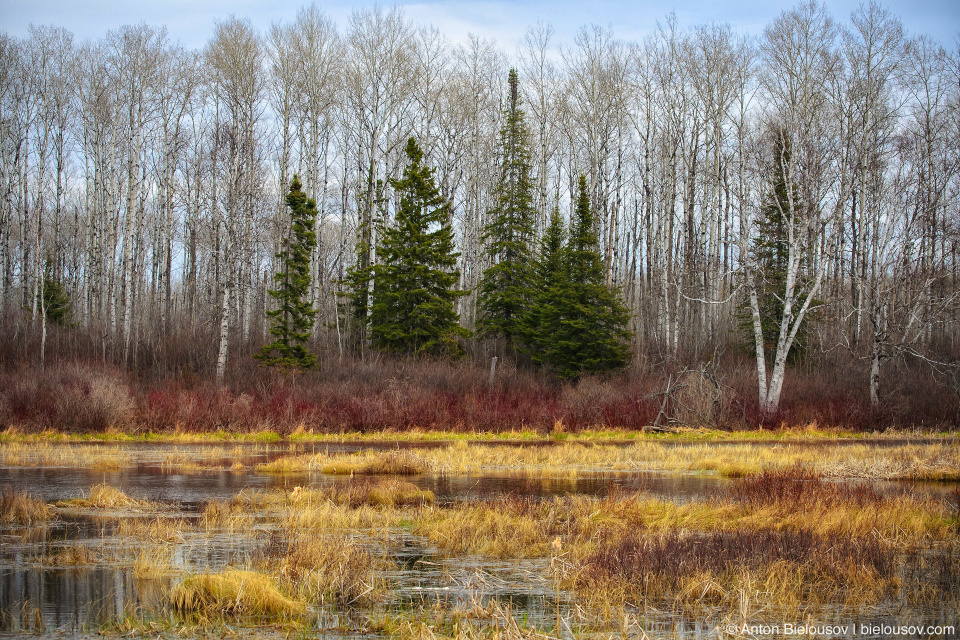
[523,207,569,368]
[41,259,72,326]
[477,69,537,348]
[561,175,631,376]
[255,176,318,370]
[524,177,631,378]
[370,137,469,357]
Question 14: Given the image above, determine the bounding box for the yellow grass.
[0,488,53,525]
[272,534,386,605]
[59,483,156,510]
[3,435,958,481]
[170,570,303,619]
[252,440,960,481]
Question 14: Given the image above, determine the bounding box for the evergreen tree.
[522,206,569,368]
[562,175,631,376]
[477,69,537,348]
[370,137,469,357]
[41,259,72,326]
[524,177,631,378]
[255,176,318,370]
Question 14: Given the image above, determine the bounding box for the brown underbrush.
[572,528,906,614]
[4,330,957,435]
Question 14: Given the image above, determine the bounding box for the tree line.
[1,1,958,418]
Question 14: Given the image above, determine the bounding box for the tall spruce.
[523,206,569,369]
[255,176,318,370]
[477,68,537,348]
[563,175,631,376]
[525,177,630,378]
[370,137,469,357]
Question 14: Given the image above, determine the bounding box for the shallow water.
[1,440,957,638]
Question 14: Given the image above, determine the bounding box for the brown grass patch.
[0,487,52,525]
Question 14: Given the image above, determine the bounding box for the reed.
[59,483,155,510]
[260,532,386,606]
[43,545,98,566]
[0,488,52,524]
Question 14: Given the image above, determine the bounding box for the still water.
[1,441,956,638]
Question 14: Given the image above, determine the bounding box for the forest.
[1,0,959,433]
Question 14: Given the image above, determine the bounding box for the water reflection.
[0,565,164,633]
[1,440,957,638]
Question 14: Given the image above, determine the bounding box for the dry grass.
[260,532,386,606]
[3,437,958,481]
[0,488,53,524]
[133,546,176,579]
[115,516,190,543]
[169,570,304,619]
[43,545,98,566]
[414,478,954,564]
[59,483,156,510]
[572,528,908,615]
[258,449,433,476]
[251,439,960,481]
[368,599,555,639]
[327,477,434,508]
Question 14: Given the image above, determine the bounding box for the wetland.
[1,436,958,639]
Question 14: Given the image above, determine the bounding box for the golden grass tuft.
[330,477,434,508]
[267,534,385,605]
[0,488,53,525]
[60,483,155,510]
[169,570,303,619]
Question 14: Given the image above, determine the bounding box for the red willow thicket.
[0,319,956,434]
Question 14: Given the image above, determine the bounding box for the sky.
[0,0,957,54]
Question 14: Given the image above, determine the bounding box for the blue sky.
[1,0,957,51]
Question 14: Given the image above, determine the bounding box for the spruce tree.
[41,259,72,326]
[477,69,537,348]
[523,207,569,369]
[370,137,469,357]
[255,176,318,370]
[524,177,631,379]
[561,175,631,377]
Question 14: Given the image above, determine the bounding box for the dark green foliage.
[524,177,631,379]
[369,137,469,357]
[41,260,71,326]
[477,69,537,347]
[522,207,568,367]
[255,176,318,370]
